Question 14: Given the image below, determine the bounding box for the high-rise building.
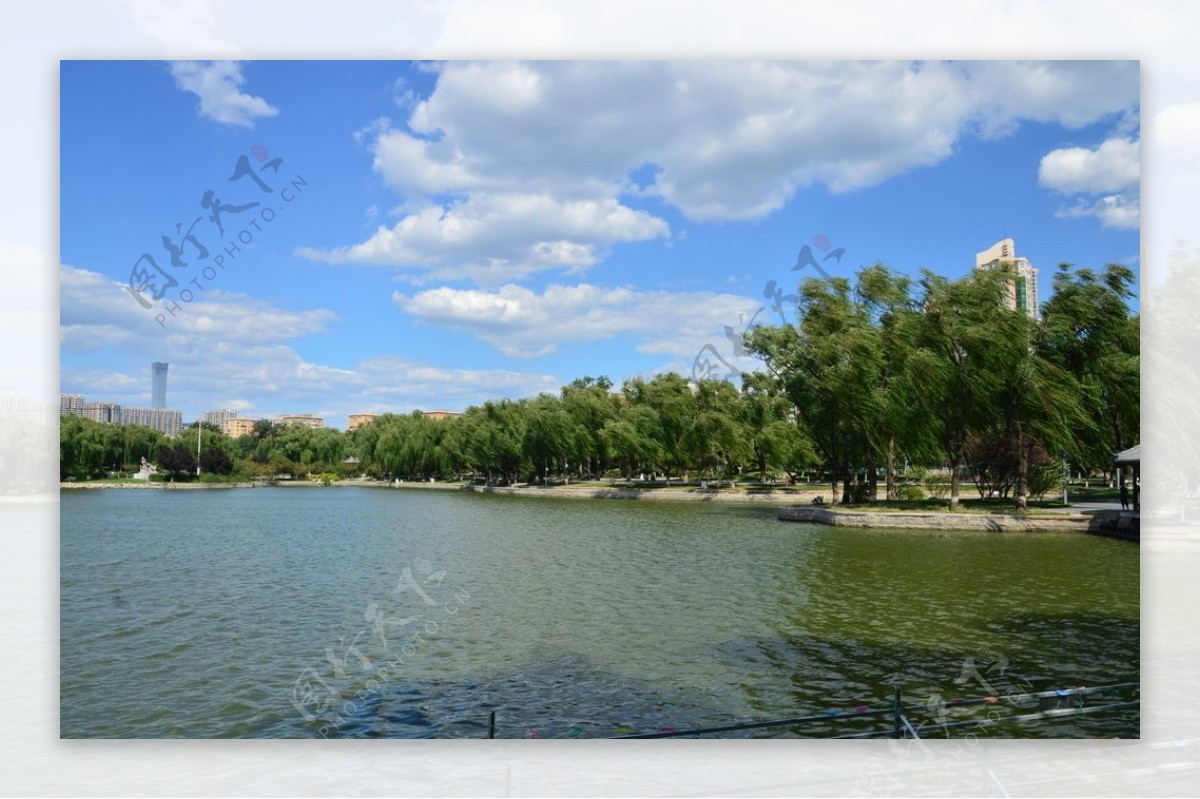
[61,393,181,436]
[975,238,1039,320]
[151,362,169,409]
[60,393,86,417]
[203,409,238,429]
[82,402,122,424]
[122,405,183,436]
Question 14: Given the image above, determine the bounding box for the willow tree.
[601,404,663,478]
[736,370,816,481]
[982,267,1095,510]
[622,374,698,481]
[1039,263,1139,473]
[561,376,619,478]
[523,393,577,482]
[747,274,885,503]
[855,264,932,499]
[909,269,1012,510]
[689,378,750,478]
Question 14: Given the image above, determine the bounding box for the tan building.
[82,402,123,425]
[122,405,183,436]
[278,413,325,429]
[975,237,1039,320]
[347,412,377,430]
[418,409,462,422]
[222,417,258,438]
[203,408,238,429]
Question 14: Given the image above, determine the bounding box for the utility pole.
[197,421,202,477]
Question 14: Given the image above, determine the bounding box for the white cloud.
[1039,136,1140,229]
[394,282,762,358]
[60,264,560,423]
[59,264,337,352]
[1039,137,1140,194]
[169,60,278,128]
[299,192,668,284]
[1056,193,1141,230]
[302,60,1138,284]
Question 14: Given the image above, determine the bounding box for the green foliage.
[58,258,1134,505]
[156,444,196,479]
[199,448,234,475]
[743,259,1133,510]
[59,416,166,480]
[1026,459,1062,500]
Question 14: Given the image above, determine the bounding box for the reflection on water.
[61,487,1138,737]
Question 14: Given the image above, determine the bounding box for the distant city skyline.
[60,60,1140,427]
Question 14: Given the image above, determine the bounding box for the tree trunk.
[841,470,852,504]
[1015,422,1028,511]
[949,456,961,511]
[885,436,896,501]
[867,446,879,503]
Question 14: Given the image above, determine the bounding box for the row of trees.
[348,374,814,486]
[59,260,1137,510]
[58,374,813,486]
[59,415,351,482]
[746,261,1138,508]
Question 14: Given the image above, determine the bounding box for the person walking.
[1119,481,1129,510]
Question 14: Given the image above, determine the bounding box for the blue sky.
[60,60,1140,429]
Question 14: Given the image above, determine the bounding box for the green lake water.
[60,486,1139,738]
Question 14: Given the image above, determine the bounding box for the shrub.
[897,484,925,501]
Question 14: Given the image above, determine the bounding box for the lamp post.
[197,421,202,478]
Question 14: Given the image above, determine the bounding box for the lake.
[60,486,1139,738]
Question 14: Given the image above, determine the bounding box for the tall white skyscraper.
[151,362,168,409]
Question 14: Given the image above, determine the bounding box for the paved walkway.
[1050,499,1138,515]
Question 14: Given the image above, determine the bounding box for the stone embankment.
[778,505,1139,539]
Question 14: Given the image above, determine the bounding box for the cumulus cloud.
[301,60,1138,283]
[59,264,337,352]
[169,60,278,128]
[299,192,668,284]
[1055,193,1141,230]
[1039,137,1140,194]
[60,264,559,422]
[394,282,762,358]
[1039,136,1140,229]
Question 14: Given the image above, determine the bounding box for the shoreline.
[59,478,823,503]
[56,479,1128,527]
[778,505,1140,539]
[58,479,1137,538]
